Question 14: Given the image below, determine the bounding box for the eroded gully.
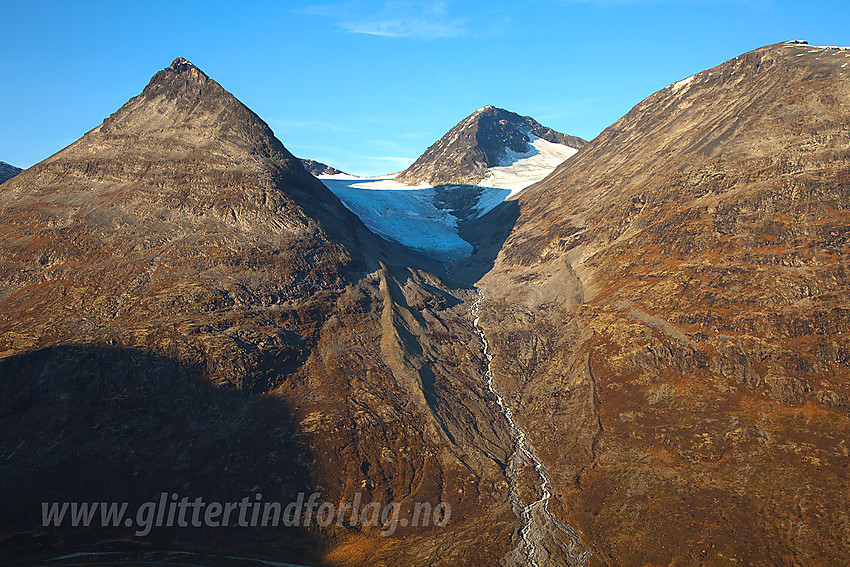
[470,293,590,567]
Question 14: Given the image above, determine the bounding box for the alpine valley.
[1,41,848,567]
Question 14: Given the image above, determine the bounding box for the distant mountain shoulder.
[0,161,22,184]
[299,157,345,177]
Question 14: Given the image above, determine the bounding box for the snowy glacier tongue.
[318,138,579,259]
[319,175,475,259]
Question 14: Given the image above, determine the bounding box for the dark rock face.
[395,106,586,186]
[0,345,324,563]
[0,161,21,184]
[299,158,344,177]
[0,58,516,565]
[466,41,850,565]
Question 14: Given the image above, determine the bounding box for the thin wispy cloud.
[302,1,471,39]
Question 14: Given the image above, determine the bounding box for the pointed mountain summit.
[4,57,371,291]
[0,161,21,184]
[395,105,586,186]
[44,56,359,234]
[96,57,296,162]
[315,107,585,259]
[0,56,378,369]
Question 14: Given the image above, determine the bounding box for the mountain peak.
[395,106,586,186]
[168,56,199,71]
[26,57,369,244]
[88,57,296,165]
[148,57,213,91]
[162,57,209,82]
[6,55,369,291]
[145,57,211,89]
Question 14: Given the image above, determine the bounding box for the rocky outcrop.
[395,106,585,187]
[0,161,21,184]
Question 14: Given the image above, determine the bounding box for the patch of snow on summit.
[672,75,695,93]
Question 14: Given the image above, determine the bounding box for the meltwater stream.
[470,293,590,567]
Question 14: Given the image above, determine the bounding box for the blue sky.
[1,0,848,175]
